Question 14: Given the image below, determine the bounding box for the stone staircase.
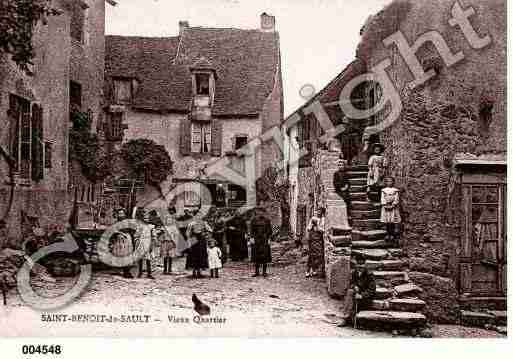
[346,164,429,332]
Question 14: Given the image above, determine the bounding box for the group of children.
[112,208,224,279]
[156,221,224,279]
[367,143,401,243]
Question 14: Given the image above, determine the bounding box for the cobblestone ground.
[0,257,505,338]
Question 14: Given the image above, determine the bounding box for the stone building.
[0,0,116,241]
[104,13,283,213]
[359,0,506,316]
[286,0,506,323]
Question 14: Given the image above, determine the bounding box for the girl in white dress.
[367,143,388,195]
[380,177,401,243]
[207,239,223,278]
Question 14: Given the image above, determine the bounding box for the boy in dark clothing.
[249,206,273,277]
[333,159,351,225]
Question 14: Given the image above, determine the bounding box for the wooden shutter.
[8,95,19,170]
[179,117,192,155]
[211,119,223,156]
[31,104,44,181]
[44,142,52,169]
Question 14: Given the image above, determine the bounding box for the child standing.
[367,143,387,198]
[380,177,401,244]
[159,226,177,275]
[207,239,222,278]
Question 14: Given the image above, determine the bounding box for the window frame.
[113,78,133,104]
[8,95,46,182]
[191,121,212,154]
[70,0,88,44]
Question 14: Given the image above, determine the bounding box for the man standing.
[333,158,352,225]
[249,206,272,277]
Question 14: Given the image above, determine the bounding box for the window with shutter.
[113,79,132,104]
[31,104,44,181]
[179,118,192,155]
[190,121,212,154]
[70,81,82,110]
[107,113,123,141]
[20,104,31,179]
[70,1,87,43]
[8,95,20,170]
[211,120,223,156]
[44,142,52,169]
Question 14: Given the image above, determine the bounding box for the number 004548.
[21,345,62,355]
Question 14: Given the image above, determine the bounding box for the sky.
[106,0,392,117]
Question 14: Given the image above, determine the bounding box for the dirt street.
[0,258,505,338]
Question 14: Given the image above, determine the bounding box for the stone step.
[331,226,353,236]
[371,298,426,312]
[388,248,406,258]
[348,165,369,172]
[352,201,381,211]
[352,229,386,242]
[375,287,394,299]
[352,249,390,261]
[372,271,408,281]
[487,310,507,326]
[350,192,368,202]
[355,311,427,330]
[329,234,352,248]
[460,310,496,328]
[352,240,389,249]
[349,185,367,193]
[351,209,381,220]
[346,171,368,179]
[459,296,506,311]
[394,283,423,297]
[352,218,383,231]
[349,178,367,186]
[365,259,406,271]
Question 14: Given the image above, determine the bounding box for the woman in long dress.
[185,209,211,278]
[226,215,248,261]
[306,208,326,278]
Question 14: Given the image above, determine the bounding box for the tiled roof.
[105,27,280,115]
[286,59,367,123]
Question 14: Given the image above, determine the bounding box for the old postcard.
[0,0,508,341]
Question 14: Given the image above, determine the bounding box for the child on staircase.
[367,143,387,200]
[380,177,401,245]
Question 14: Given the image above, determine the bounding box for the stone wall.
[312,150,352,298]
[0,0,107,240]
[357,0,506,320]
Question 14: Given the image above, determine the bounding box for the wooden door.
[461,183,506,296]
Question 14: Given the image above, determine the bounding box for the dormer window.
[113,78,133,104]
[190,58,216,107]
[196,73,210,96]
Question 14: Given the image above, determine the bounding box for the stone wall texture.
[0,0,107,240]
[357,0,506,320]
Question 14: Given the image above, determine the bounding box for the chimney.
[260,12,276,32]
[179,21,189,35]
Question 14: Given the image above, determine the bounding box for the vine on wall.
[69,110,111,182]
